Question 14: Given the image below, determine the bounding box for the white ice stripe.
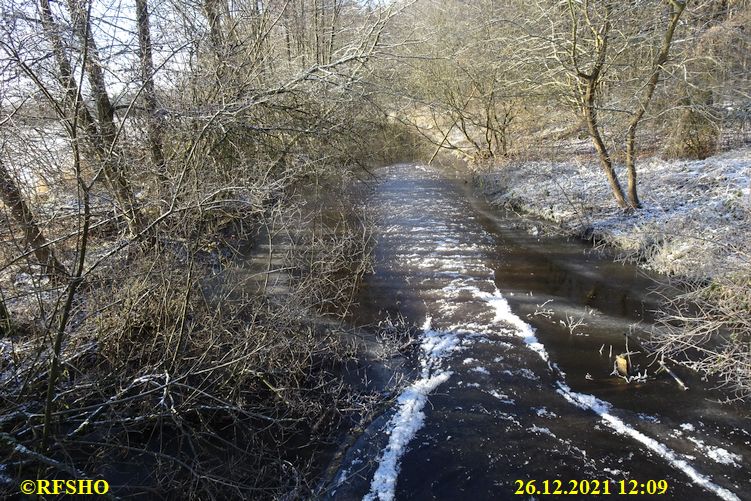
[466,281,740,501]
[364,319,459,501]
[557,383,741,501]
[363,372,452,501]
[454,284,550,362]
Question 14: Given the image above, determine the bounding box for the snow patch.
[688,437,743,467]
[705,448,742,467]
[488,390,515,404]
[529,425,556,438]
[482,149,751,280]
[534,407,558,419]
[637,413,660,423]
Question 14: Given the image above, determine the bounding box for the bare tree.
[33,0,145,236]
[565,0,628,207]
[64,0,146,234]
[381,0,525,164]
[545,0,688,209]
[135,0,166,174]
[624,0,687,208]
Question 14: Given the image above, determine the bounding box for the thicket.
[653,270,751,401]
[0,0,422,497]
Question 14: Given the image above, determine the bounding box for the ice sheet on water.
[365,173,744,499]
[467,276,742,501]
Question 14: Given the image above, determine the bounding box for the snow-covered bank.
[480,148,751,280]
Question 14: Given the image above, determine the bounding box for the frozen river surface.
[326,164,749,501]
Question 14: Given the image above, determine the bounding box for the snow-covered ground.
[480,148,751,280]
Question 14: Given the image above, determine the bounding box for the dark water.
[325,164,750,501]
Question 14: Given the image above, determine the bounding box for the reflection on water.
[328,164,749,501]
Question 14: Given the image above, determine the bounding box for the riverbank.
[477,148,751,398]
[479,148,750,279]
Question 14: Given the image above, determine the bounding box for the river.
[323,163,749,500]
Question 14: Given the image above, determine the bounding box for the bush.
[665,104,719,160]
[0,173,379,498]
[651,267,751,400]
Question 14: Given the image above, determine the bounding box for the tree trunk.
[313,0,321,64]
[0,293,10,337]
[299,0,307,66]
[41,0,145,238]
[575,14,628,208]
[327,0,341,65]
[203,0,225,52]
[0,159,67,278]
[135,0,166,175]
[583,77,628,208]
[624,0,687,209]
[39,0,100,142]
[67,0,145,236]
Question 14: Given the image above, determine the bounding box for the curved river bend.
[326,164,749,501]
